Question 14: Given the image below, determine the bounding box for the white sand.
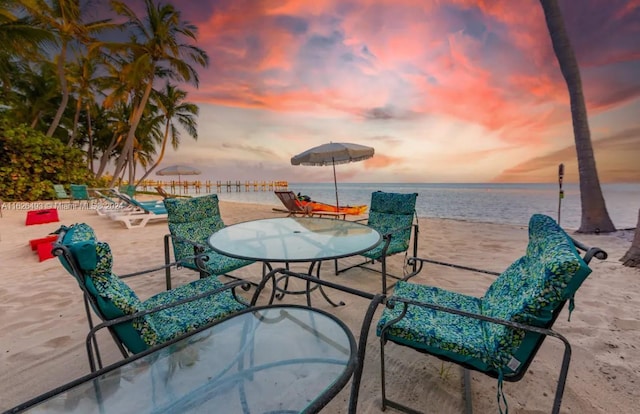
[0,198,638,413]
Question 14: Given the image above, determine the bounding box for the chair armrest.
[380,297,571,392]
[164,232,207,252]
[118,252,210,279]
[383,295,565,340]
[404,256,501,280]
[85,279,250,371]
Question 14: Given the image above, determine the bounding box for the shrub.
[0,122,96,201]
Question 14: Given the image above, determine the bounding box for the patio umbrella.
[291,142,374,209]
[156,164,201,194]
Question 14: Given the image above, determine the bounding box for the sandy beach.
[0,197,638,413]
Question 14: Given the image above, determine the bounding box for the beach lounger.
[335,191,419,293]
[99,190,167,228]
[52,184,70,200]
[109,203,167,229]
[376,214,607,414]
[273,190,346,219]
[51,222,247,371]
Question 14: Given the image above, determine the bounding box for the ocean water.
[194,182,639,230]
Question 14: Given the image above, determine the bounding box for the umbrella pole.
[332,157,339,211]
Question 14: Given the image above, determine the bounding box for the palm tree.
[135,83,198,185]
[67,54,102,148]
[539,0,615,233]
[19,0,113,137]
[0,0,53,93]
[99,0,208,186]
[620,211,640,267]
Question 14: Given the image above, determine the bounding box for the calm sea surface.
[192,183,639,230]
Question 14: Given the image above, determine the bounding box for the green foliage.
[0,122,97,201]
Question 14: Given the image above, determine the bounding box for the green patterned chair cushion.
[377,282,490,370]
[378,214,592,377]
[143,276,246,344]
[56,224,247,355]
[481,214,591,373]
[164,194,253,275]
[79,241,153,354]
[363,192,417,259]
[57,223,98,282]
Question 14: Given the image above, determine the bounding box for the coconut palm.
[0,0,53,93]
[19,0,113,137]
[539,0,615,233]
[135,83,198,185]
[98,0,208,186]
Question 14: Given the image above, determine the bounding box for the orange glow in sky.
[162,0,640,183]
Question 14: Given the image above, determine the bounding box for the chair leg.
[463,368,473,414]
[380,336,388,411]
[163,234,172,290]
[381,256,387,294]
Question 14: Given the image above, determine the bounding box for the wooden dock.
[135,180,289,194]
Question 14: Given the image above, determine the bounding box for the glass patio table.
[6,305,357,414]
[207,217,381,306]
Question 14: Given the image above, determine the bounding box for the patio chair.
[274,190,346,219]
[119,184,136,198]
[52,222,248,372]
[69,184,92,205]
[335,191,419,293]
[52,184,70,200]
[103,191,168,229]
[163,194,256,289]
[376,214,607,414]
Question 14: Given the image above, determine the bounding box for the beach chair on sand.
[163,194,256,289]
[335,191,419,294]
[376,214,607,414]
[98,190,167,228]
[52,222,247,372]
[52,184,70,200]
[69,184,92,205]
[273,190,345,219]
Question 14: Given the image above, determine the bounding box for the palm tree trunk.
[47,42,69,137]
[136,119,171,185]
[68,96,83,147]
[620,209,640,267]
[109,78,155,187]
[86,103,94,173]
[539,0,615,233]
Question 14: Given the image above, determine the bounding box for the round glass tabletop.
[16,306,356,414]
[208,217,381,262]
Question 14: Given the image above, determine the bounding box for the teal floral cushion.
[61,223,97,244]
[57,223,99,283]
[164,194,253,275]
[143,276,247,344]
[481,214,591,372]
[82,242,156,353]
[83,241,246,353]
[378,214,592,376]
[377,281,491,371]
[363,192,417,259]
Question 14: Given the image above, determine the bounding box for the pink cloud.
[180,0,639,152]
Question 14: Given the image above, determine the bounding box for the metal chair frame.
[52,229,249,372]
[378,237,607,414]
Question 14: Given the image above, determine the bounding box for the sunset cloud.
[160,0,640,183]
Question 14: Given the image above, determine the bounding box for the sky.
[140,0,640,183]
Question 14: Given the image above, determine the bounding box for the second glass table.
[208,217,381,305]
